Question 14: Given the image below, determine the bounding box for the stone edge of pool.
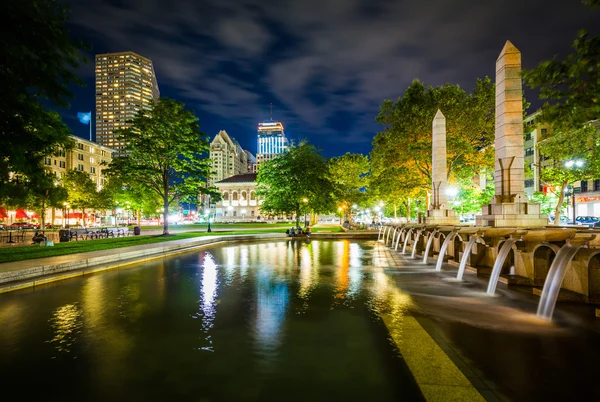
[0,232,377,294]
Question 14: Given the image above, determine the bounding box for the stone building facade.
[43,136,114,190]
[213,173,262,221]
[209,130,248,185]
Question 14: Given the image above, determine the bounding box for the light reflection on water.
[0,240,421,402]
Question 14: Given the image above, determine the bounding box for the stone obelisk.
[426,109,458,225]
[476,41,547,227]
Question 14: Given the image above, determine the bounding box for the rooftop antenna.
[270,103,273,121]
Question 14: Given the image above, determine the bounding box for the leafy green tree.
[63,170,98,226]
[106,98,212,235]
[524,31,599,133]
[371,78,495,217]
[329,153,370,220]
[524,28,600,222]
[27,173,68,229]
[452,180,494,215]
[102,177,162,225]
[1,0,85,201]
[530,191,562,216]
[257,142,335,226]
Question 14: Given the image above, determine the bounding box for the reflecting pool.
[0,240,422,401]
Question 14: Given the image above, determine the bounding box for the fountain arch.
[533,244,559,286]
[452,234,464,261]
[588,251,600,303]
[497,240,516,276]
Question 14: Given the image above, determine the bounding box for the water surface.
[0,240,422,401]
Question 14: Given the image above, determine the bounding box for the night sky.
[62,0,599,157]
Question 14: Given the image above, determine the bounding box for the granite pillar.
[476,41,547,227]
[426,110,459,225]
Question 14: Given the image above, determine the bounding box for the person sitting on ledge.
[290,227,296,236]
[32,231,47,244]
[305,225,311,237]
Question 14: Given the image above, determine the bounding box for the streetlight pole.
[564,159,584,224]
[206,194,212,233]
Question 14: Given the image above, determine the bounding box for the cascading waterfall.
[456,235,482,281]
[435,232,457,271]
[486,238,518,296]
[411,230,423,259]
[423,229,439,264]
[537,243,584,320]
[386,226,393,245]
[377,226,383,241]
[402,229,414,254]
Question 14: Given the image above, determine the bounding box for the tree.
[329,153,370,220]
[63,170,98,226]
[106,98,212,235]
[524,29,600,222]
[102,177,162,225]
[372,78,495,213]
[524,31,599,133]
[1,0,85,200]
[257,142,336,226]
[27,173,68,229]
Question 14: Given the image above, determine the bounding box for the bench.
[101,227,120,238]
[118,227,131,237]
[68,229,88,241]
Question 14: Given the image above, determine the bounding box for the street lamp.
[564,159,585,225]
[206,194,212,232]
[338,206,343,224]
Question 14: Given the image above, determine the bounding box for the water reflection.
[254,269,289,349]
[47,303,83,356]
[0,240,423,402]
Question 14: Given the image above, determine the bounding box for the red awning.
[30,212,41,219]
[65,212,91,219]
[15,209,28,219]
[0,207,7,219]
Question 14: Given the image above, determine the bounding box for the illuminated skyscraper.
[256,121,288,166]
[95,51,159,151]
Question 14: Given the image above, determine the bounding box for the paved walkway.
[372,241,488,402]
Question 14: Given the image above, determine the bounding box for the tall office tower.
[209,130,248,185]
[95,51,159,152]
[256,121,288,166]
[244,150,257,173]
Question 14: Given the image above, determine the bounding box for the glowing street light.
[445,187,459,197]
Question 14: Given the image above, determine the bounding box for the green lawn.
[0,229,287,264]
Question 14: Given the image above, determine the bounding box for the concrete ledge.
[0,234,285,293]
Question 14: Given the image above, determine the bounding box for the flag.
[77,112,91,125]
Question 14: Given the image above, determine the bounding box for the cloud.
[65,0,600,155]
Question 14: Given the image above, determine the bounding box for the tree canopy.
[329,153,370,209]
[257,142,335,226]
[106,98,212,235]
[370,78,495,216]
[524,27,600,222]
[1,0,85,203]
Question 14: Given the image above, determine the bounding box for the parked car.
[575,216,600,227]
[10,222,40,230]
[548,215,572,225]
